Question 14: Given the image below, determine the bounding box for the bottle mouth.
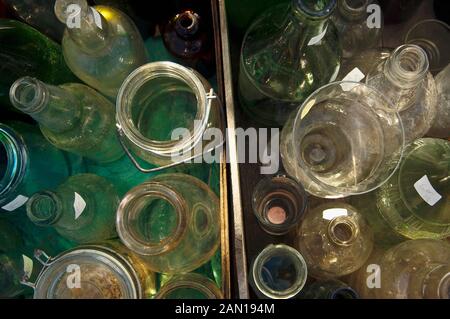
[116,181,188,256]
[330,286,359,299]
[175,11,200,36]
[9,77,47,114]
[156,274,222,299]
[252,244,307,299]
[26,191,61,226]
[295,0,337,18]
[338,0,370,18]
[327,217,358,246]
[116,62,210,161]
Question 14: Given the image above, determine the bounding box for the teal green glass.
[26,174,120,244]
[239,0,341,126]
[9,77,124,163]
[0,19,76,109]
[300,279,359,299]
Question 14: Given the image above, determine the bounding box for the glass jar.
[252,175,307,235]
[296,203,374,279]
[116,173,220,274]
[249,244,307,299]
[116,61,222,169]
[155,273,223,299]
[28,242,157,299]
[280,81,404,198]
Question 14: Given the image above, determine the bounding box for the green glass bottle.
[26,174,120,244]
[10,77,124,163]
[300,279,359,299]
[239,0,341,126]
[0,19,76,109]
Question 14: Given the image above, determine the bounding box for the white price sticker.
[340,67,365,91]
[22,255,33,278]
[308,26,328,46]
[74,192,86,220]
[414,175,442,206]
[1,195,29,212]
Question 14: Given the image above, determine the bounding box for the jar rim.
[156,273,223,299]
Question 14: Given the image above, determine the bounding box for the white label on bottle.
[414,175,442,206]
[22,255,33,279]
[74,192,86,220]
[308,26,328,46]
[340,67,366,91]
[1,195,29,212]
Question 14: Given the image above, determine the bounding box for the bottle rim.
[26,190,62,226]
[295,0,337,18]
[156,273,223,299]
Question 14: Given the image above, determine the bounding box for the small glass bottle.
[0,19,76,108]
[239,0,341,126]
[26,174,120,244]
[10,77,124,163]
[28,242,157,299]
[252,175,307,235]
[366,44,438,143]
[249,244,307,299]
[297,203,374,279]
[116,173,220,274]
[162,10,214,78]
[156,273,223,299]
[54,0,149,99]
[375,138,450,239]
[331,0,382,59]
[300,279,359,299]
[428,63,450,138]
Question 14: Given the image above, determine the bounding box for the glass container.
[296,203,374,279]
[238,0,341,126]
[280,81,404,198]
[301,279,359,299]
[116,173,220,274]
[155,273,223,299]
[428,63,450,138]
[252,174,307,235]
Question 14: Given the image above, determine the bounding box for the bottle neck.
[327,217,358,247]
[26,191,63,226]
[9,77,81,133]
[174,11,200,39]
[383,44,429,89]
[337,0,370,21]
[292,0,337,27]
[421,263,450,299]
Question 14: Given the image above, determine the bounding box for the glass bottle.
[26,174,120,244]
[29,242,157,299]
[155,273,223,299]
[116,173,220,274]
[249,244,307,299]
[280,81,404,198]
[366,44,438,143]
[0,19,76,108]
[162,9,215,78]
[116,62,222,168]
[10,77,124,163]
[375,138,450,239]
[252,175,307,235]
[300,279,359,299]
[54,0,149,99]
[376,239,450,299]
[428,63,450,138]
[239,0,341,126]
[331,0,382,59]
[3,0,65,42]
[296,203,374,279]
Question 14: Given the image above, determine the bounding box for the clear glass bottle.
[116,61,222,168]
[300,279,359,299]
[29,242,157,299]
[249,244,307,299]
[54,0,149,99]
[428,63,450,138]
[116,173,220,274]
[10,77,124,163]
[376,239,450,299]
[280,81,404,198]
[3,0,65,42]
[155,273,223,299]
[26,174,120,244]
[366,44,438,143]
[331,0,382,59]
[296,203,374,279]
[0,19,76,108]
[375,138,450,239]
[252,175,307,235]
[239,0,341,126]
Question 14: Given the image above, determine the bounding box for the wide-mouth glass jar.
[281,81,405,198]
[116,173,220,274]
[26,243,156,299]
[116,61,223,170]
[155,273,223,299]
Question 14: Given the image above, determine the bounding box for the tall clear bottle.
[239,0,341,126]
[10,77,124,163]
[54,0,148,99]
[366,44,438,143]
[26,174,120,244]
